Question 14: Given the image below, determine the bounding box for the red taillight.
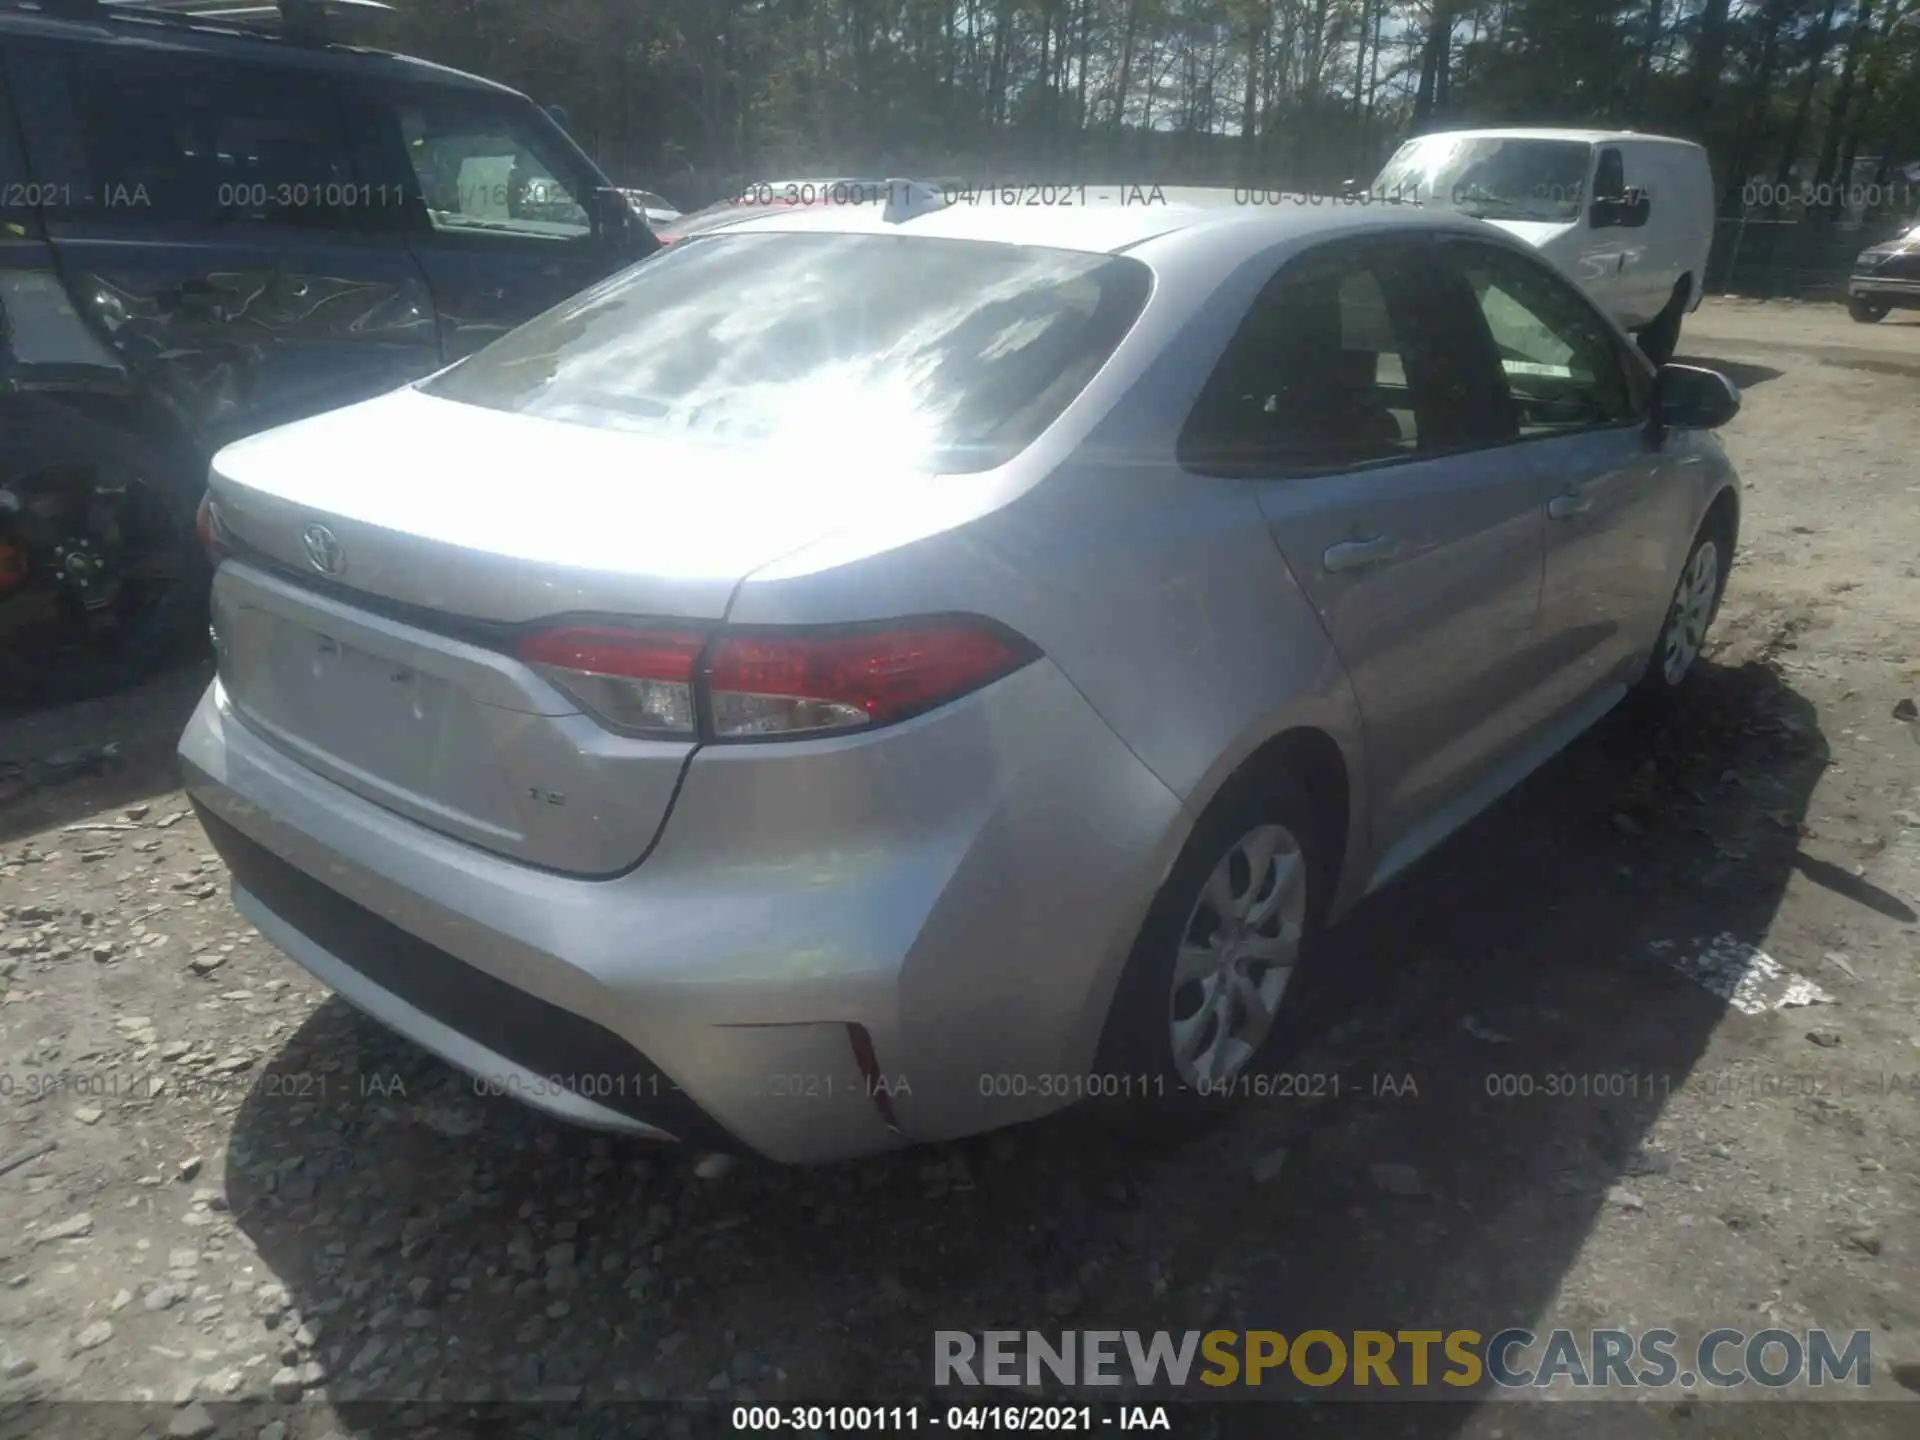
[513,619,1033,741]
[513,626,707,738]
[195,492,223,564]
[707,624,1029,738]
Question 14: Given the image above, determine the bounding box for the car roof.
[1396,126,1704,150]
[661,202,800,237]
[703,187,1475,260]
[659,182,945,238]
[0,4,521,95]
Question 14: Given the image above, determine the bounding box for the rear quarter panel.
[727,218,1380,909]
[724,449,1371,1096]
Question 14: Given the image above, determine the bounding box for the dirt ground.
[2,297,1919,1440]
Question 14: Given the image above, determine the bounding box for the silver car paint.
[181,201,1740,1161]
[181,649,1185,1163]
[205,383,935,624]
[211,563,690,875]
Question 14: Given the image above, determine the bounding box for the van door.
[4,41,440,455]
[1646,144,1712,317]
[1576,146,1633,324]
[1588,144,1664,328]
[1680,147,1716,310]
[340,83,651,362]
[1621,141,1685,321]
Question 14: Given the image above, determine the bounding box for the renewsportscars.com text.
[935,1327,1873,1392]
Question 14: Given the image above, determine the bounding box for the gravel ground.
[3,297,1919,1440]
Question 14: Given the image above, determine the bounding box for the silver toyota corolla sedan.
[179,197,1742,1163]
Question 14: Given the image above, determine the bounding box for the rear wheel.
[0,404,207,705]
[1098,772,1324,1112]
[1847,297,1890,323]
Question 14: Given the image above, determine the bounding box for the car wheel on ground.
[1098,770,1324,1113]
[1636,519,1730,697]
[1847,297,1891,323]
[0,403,207,705]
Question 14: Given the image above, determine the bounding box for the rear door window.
[14,46,358,231]
[1179,237,1505,474]
[421,231,1153,472]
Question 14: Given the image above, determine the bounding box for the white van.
[1369,128,1715,363]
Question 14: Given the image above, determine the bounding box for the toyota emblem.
[301,523,345,577]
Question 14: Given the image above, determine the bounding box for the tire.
[0,402,208,705]
[1847,297,1890,324]
[1635,517,1731,698]
[1096,769,1326,1114]
[1636,281,1688,367]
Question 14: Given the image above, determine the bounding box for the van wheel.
[1847,297,1890,324]
[1096,771,1324,1114]
[1637,281,1688,366]
[0,403,208,705]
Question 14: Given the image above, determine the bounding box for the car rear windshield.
[419,232,1153,472]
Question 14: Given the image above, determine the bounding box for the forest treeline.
[371,0,1920,213]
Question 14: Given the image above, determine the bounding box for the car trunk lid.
[207,387,899,623]
[205,387,913,874]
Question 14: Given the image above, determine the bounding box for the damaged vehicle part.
[0,397,206,703]
[0,0,657,703]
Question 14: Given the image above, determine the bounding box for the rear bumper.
[197,802,734,1147]
[178,659,1185,1163]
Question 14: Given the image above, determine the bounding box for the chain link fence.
[1707,171,1920,299]
[1706,215,1907,299]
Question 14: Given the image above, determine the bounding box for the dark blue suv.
[0,0,658,701]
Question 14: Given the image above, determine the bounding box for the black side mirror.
[1654,364,1740,430]
[587,185,621,227]
[1590,196,1621,229]
[588,186,646,247]
[1620,190,1651,228]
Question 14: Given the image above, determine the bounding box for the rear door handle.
[1548,490,1593,520]
[1322,534,1400,573]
